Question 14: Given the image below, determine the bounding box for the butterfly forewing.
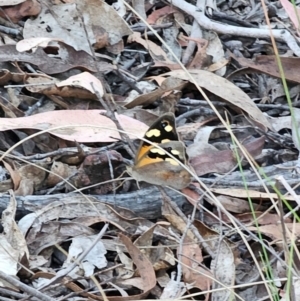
[130,113,192,189]
[135,113,178,163]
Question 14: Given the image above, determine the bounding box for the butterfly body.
[128,113,192,190]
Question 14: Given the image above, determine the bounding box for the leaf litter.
[0,0,299,301]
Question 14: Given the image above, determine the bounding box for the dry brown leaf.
[165,69,271,128]
[211,188,297,202]
[117,234,156,301]
[46,161,76,187]
[2,161,21,190]
[180,238,212,291]
[26,220,96,255]
[18,196,141,240]
[0,191,29,289]
[56,72,104,96]
[0,69,25,85]
[279,0,300,35]
[128,32,175,66]
[16,37,63,52]
[232,54,300,84]
[146,5,178,24]
[215,195,264,213]
[23,0,132,55]
[0,43,114,75]
[134,225,175,271]
[162,197,195,241]
[0,110,148,143]
[194,220,235,301]
[234,212,292,225]
[125,77,187,108]
[248,224,300,244]
[190,136,265,176]
[0,0,41,23]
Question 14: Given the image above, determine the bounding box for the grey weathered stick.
[166,0,300,57]
[0,271,54,301]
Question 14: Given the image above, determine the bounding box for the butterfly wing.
[135,113,179,163]
[132,141,191,189]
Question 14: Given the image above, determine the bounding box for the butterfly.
[127,113,192,190]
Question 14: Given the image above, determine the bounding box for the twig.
[166,0,300,57]
[176,108,202,122]
[181,0,204,65]
[0,24,21,36]
[0,270,54,301]
[130,22,173,31]
[25,96,46,116]
[114,69,143,94]
[0,287,27,299]
[90,82,135,158]
[212,11,258,28]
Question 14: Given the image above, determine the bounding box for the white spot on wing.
[165,158,179,165]
[164,125,173,132]
[146,129,161,137]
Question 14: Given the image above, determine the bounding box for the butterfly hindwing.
[135,141,187,168]
[131,141,191,189]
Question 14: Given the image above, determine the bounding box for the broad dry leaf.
[0,43,113,75]
[280,0,300,34]
[56,72,104,96]
[0,69,25,86]
[0,0,41,23]
[215,195,262,213]
[248,224,300,243]
[194,221,235,301]
[18,196,139,239]
[118,234,156,301]
[0,235,19,289]
[27,220,96,255]
[180,238,212,291]
[162,197,195,241]
[46,161,75,187]
[211,188,297,202]
[76,0,133,47]
[63,235,107,277]
[0,110,148,142]
[116,245,134,280]
[2,192,29,259]
[23,3,92,55]
[125,77,187,108]
[0,0,25,4]
[134,225,175,270]
[267,114,292,132]
[234,212,291,225]
[165,69,271,128]
[128,32,175,65]
[24,0,132,55]
[233,54,300,84]
[0,191,29,289]
[203,30,226,76]
[211,240,235,301]
[16,37,63,52]
[190,136,265,176]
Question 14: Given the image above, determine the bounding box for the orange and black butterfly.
[127,113,191,189]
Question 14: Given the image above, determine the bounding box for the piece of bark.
[0,187,189,220]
